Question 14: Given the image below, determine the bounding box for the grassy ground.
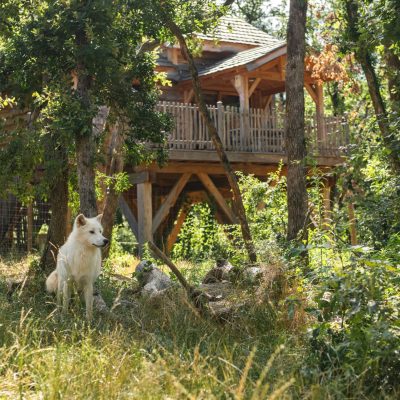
[0,255,397,399]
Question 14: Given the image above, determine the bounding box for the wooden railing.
[156,101,349,157]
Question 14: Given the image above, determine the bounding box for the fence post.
[217,101,225,148]
[27,202,33,253]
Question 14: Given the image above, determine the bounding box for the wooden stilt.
[137,182,153,257]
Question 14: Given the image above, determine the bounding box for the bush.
[304,250,400,395]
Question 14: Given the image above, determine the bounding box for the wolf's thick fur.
[46,214,108,320]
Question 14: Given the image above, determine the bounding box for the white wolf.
[45,214,109,320]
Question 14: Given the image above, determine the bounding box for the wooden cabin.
[121,16,349,254]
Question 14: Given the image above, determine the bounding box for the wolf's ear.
[76,214,87,227]
[96,214,103,223]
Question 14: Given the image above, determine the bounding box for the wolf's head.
[74,214,109,248]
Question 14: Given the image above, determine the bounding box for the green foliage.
[172,202,219,262]
[305,251,400,395]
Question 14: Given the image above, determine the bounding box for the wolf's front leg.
[62,279,71,315]
[83,283,94,321]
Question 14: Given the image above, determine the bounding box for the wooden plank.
[197,173,237,223]
[136,149,343,167]
[118,197,138,239]
[137,182,152,256]
[152,173,191,234]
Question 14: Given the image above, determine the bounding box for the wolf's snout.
[103,238,109,245]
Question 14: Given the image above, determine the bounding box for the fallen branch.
[147,241,215,309]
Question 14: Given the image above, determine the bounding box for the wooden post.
[315,83,326,144]
[348,202,357,245]
[27,202,33,253]
[137,182,153,257]
[234,74,250,149]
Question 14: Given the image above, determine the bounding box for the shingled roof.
[196,15,282,47]
[195,42,285,77]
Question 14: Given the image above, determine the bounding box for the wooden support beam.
[129,171,153,185]
[137,182,153,256]
[118,197,138,239]
[305,83,318,103]
[152,173,191,234]
[197,173,237,223]
[248,78,261,97]
[166,207,189,253]
[27,202,33,253]
[279,56,285,80]
[183,89,194,103]
[167,47,178,65]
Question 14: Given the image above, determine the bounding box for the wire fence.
[0,196,51,256]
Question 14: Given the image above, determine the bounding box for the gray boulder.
[135,260,173,297]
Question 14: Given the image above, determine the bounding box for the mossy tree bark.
[285,0,309,241]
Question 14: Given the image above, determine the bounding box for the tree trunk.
[328,81,345,116]
[164,17,257,264]
[384,46,400,112]
[75,27,98,217]
[285,0,309,241]
[345,0,400,173]
[101,124,124,259]
[39,140,69,275]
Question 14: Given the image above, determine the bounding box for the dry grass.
[0,255,397,399]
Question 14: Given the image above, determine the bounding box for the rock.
[242,267,263,283]
[208,300,246,320]
[202,259,234,284]
[199,281,233,299]
[135,260,173,297]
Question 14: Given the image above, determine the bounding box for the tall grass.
[0,255,398,399]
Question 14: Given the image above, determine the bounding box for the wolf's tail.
[45,270,58,293]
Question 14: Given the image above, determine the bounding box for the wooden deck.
[156,101,349,164]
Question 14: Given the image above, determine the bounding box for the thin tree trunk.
[39,140,69,275]
[328,82,345,116]
[75,27,98,217]
[101,124,124,259]
[285,0,309,241]
[345,0,400,173]
[384,46,400,112]
[163,17,257,264]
